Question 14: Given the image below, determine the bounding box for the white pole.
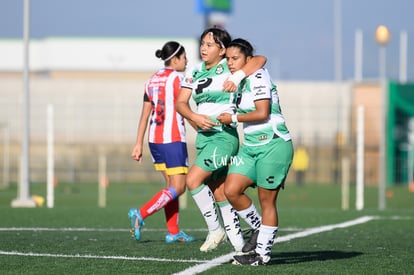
[47,104,55,208]
[407,144,413,186]
[399,30,408,84]
[378,49,387,211]
[354,29,363,82]
[341,157,350,210]
[334,1,343,186]
[98,155,107,208]
[334,0,342,82]
[374,25,390,210]
[2,126,10,189]
[407,118,414,189]
[180,190,188,210]
[356,105,365,210]
[11,0,35,208]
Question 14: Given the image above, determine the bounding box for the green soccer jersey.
[182,59,236,132]
[236,68,291,146]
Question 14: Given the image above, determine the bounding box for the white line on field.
[0,216,385,271]
[276,215,377,243]
[0,251,207,263]
[0,227,128,232]
[0,227,302,232]
[0,227,130,232]
[173,215,377,275]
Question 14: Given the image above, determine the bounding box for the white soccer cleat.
[199,227,227,252]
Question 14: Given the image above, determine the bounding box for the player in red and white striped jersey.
[129,41,195,243]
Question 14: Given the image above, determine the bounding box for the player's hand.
[217,113,232,125]
[223,70,246,92]
[223,80,237,92]
[194,114,217,130]
[131,145,143,164]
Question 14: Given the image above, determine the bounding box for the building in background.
[0,38,412,188]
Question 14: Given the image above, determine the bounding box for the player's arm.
[223,55,267,92]
[131,97,151,163]
[217,99,270,125]
[176,87,216,131]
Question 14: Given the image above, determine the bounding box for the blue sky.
[0,0,413,81]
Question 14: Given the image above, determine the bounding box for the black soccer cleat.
[242,229,259,253]
[233,253,270,266]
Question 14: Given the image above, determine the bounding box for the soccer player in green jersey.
[217,38,294,265]
[176,28,267,253]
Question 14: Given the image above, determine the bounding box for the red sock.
[164,198,180,235]
[139,188,174,219]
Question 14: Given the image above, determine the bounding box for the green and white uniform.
[182,59,239,175]
[229,68,293,189]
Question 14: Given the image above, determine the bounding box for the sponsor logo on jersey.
[253,85,266,90]
[265,176,275,184]
[255,90,267,96]
[185,76,193,84]
[258,135,268,141]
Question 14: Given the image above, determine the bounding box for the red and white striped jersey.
[144,68,186,144]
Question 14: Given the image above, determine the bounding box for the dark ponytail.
[155,41,185,65]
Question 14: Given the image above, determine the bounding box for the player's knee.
[224,183,238,202]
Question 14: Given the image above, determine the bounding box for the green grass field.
[0,181,413,274]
